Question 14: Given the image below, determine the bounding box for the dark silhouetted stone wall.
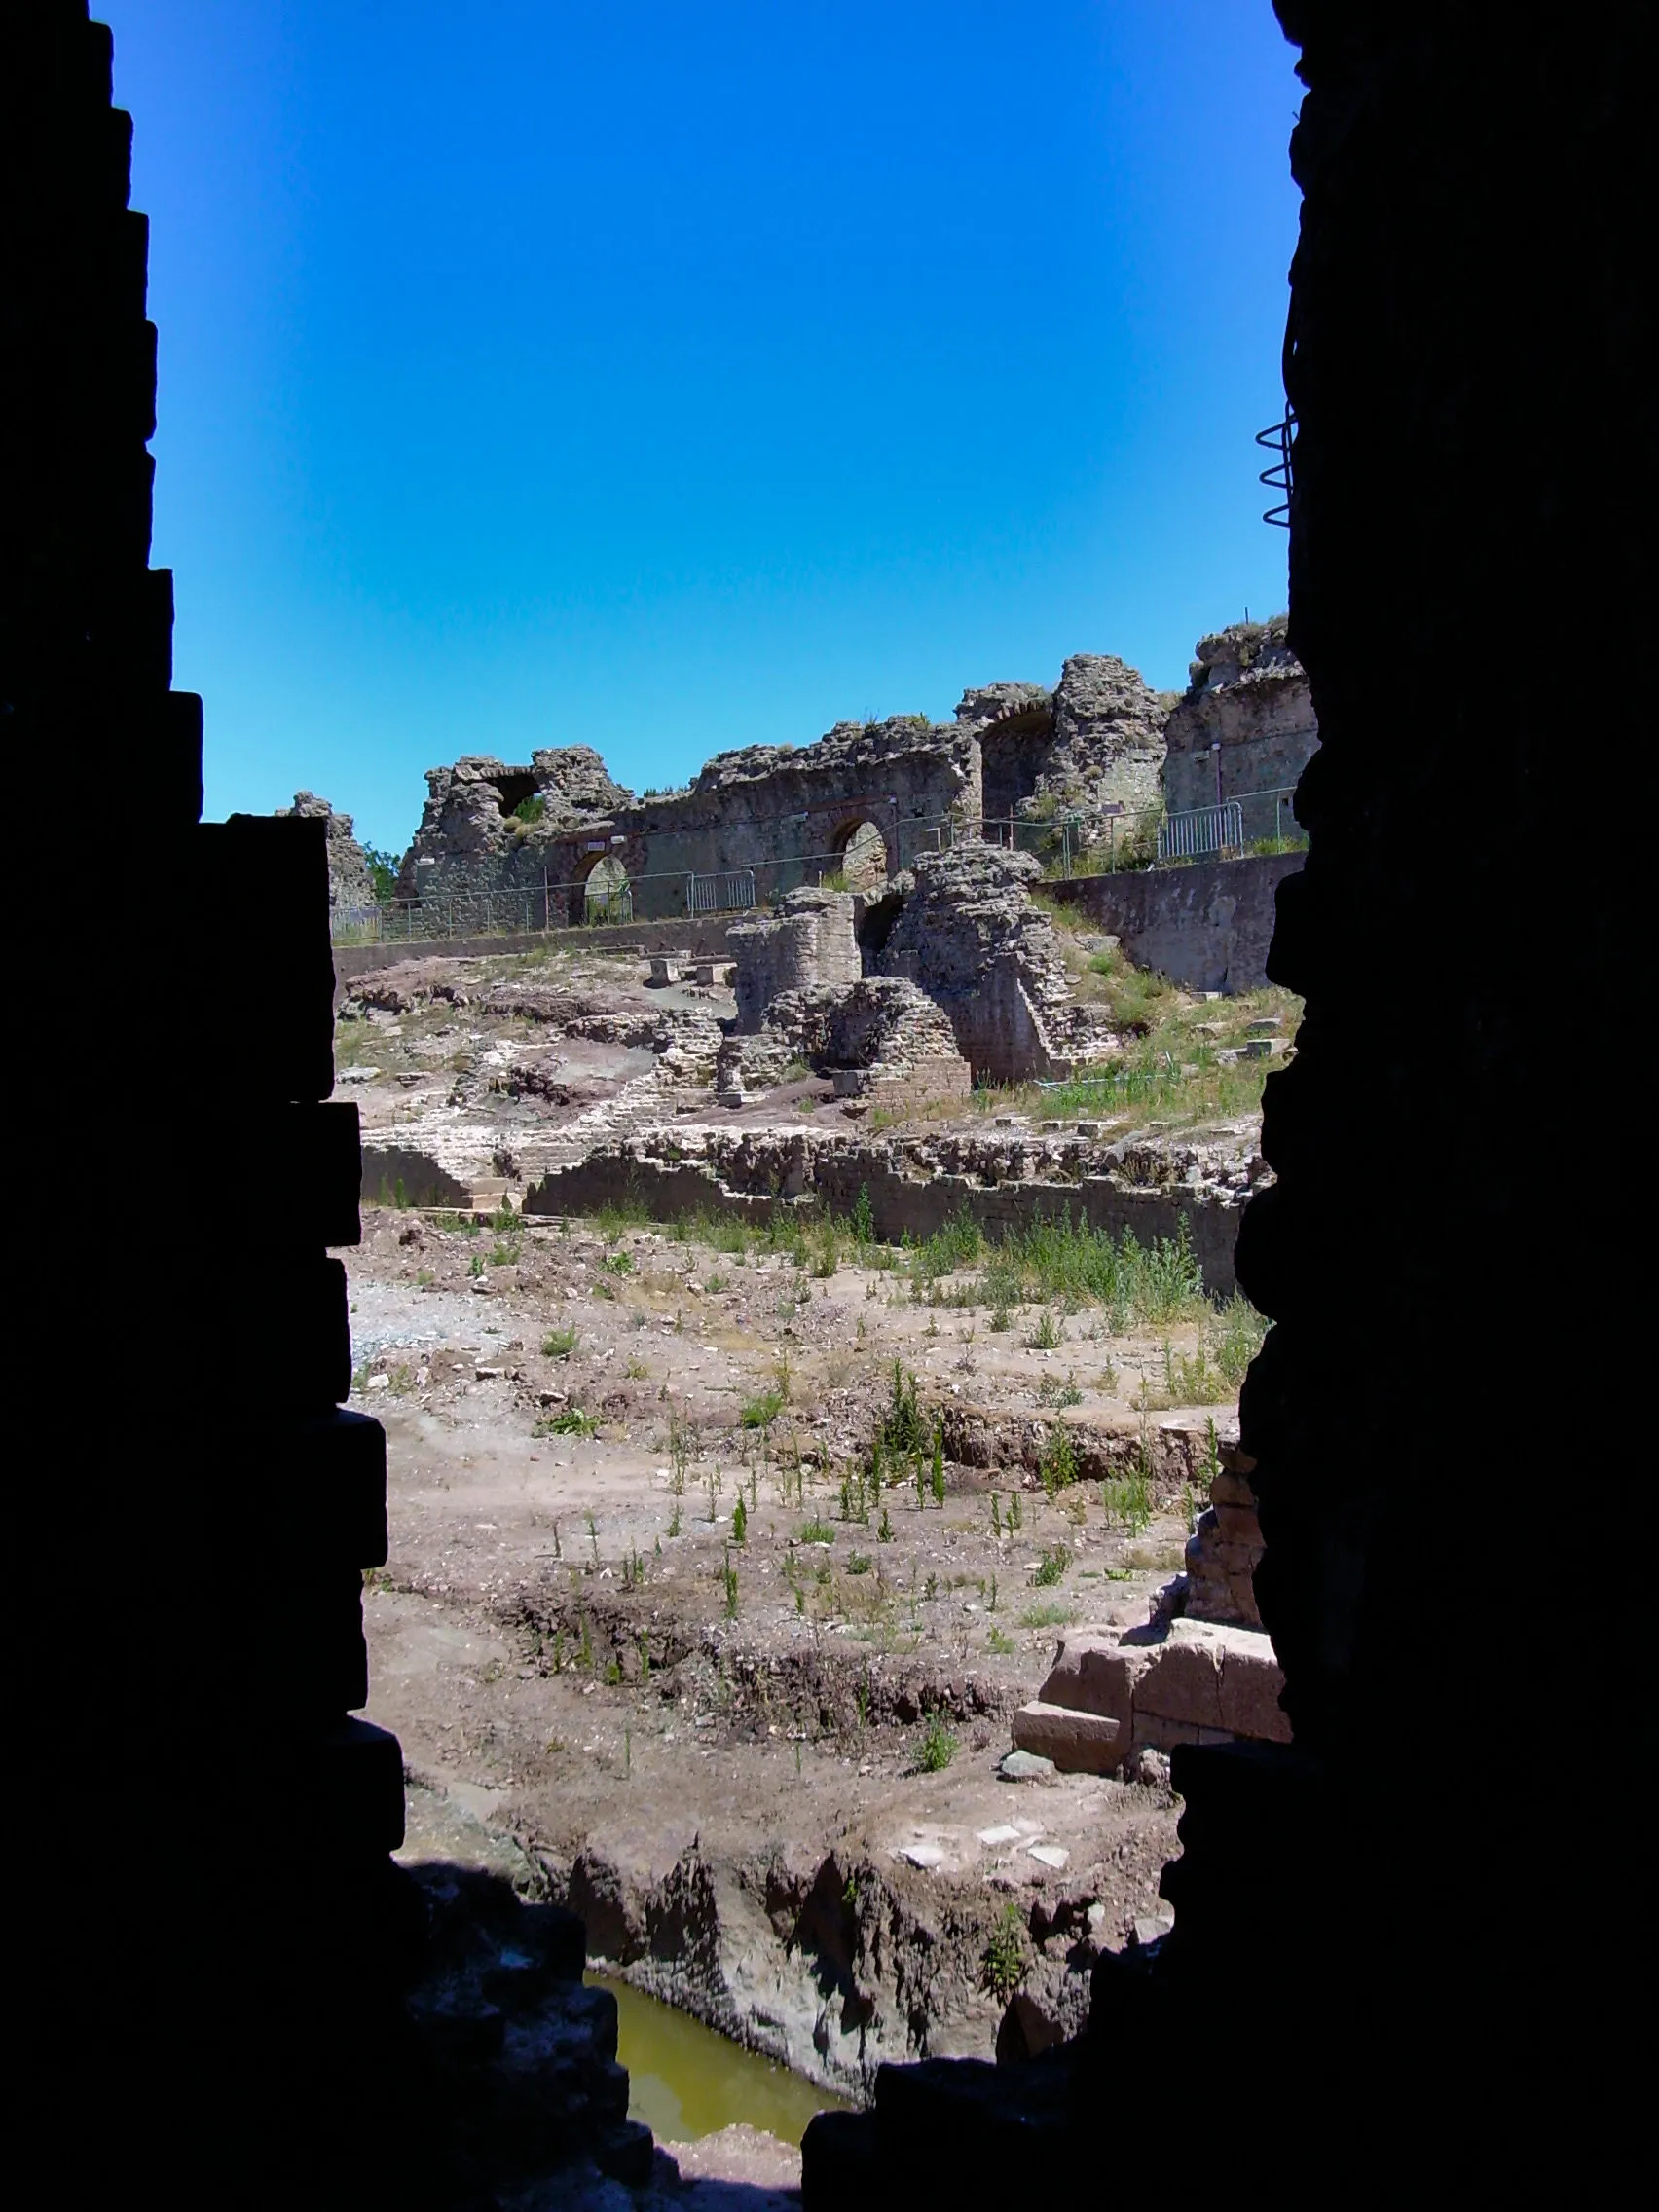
[11,6,427,2198]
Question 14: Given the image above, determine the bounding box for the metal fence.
[689,869,756,915]
[1159,799,1244,863]
[329,790,1310,945]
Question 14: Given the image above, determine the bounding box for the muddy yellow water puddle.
[591,1975,852,2145]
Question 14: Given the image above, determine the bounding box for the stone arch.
[830,816,891,893]
[578,851,631,924]
[557,847,633,926]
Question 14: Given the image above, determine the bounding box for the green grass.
[593,1198,653,1238]
[541,1326,580,1357]
[1021,1602,1071,1628]
[741,1389,786,1430]
[1031,1545,1070,1587]
[797,1518,836,1545]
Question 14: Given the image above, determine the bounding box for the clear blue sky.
[110,1,1300,854]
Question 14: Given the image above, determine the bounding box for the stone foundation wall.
[1048,850,1304,993]
[523,1134,1244,1296]
[716,976,972,1109]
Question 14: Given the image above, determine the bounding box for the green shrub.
[1032,1545,1069,1587]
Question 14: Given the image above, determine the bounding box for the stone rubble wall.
[876,843,1078,1083]
[1184,1437,1266,1629]
[715,976,972,1111]
[1161,616,1318,820]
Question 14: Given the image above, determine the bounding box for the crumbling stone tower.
[12,6,422,2196]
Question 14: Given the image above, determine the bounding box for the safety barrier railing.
[331,788,1313,944]
[1158,799,1245,863]
[688,869,756,915]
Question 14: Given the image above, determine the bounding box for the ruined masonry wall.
[1161,618,1318,822]
[524,1142,1242,1298]
[727,888,860,1033]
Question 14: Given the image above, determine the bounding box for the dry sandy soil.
[354,1199,1242,2102]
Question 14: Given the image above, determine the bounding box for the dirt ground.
[354,1198,1242,2095]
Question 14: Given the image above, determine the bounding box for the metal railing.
[1158,799,1245,863]
[688,869,756,915]
[330,788,1313,945]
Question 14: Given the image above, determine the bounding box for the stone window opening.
[491,770,540,820]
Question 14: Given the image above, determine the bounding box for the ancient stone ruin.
[276,790,376,912]
[1161,613,1317,834]
[378,639,1270,927]
[873,843,1110,1083]
[714,841,1117,1101]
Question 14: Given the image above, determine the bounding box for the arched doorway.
[581,853,631,924]
[831,818,889,893]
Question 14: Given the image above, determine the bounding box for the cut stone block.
[1033,1630,1139,1737]
[1012,1701,1124,1774]
[1217,1638,1291,1743]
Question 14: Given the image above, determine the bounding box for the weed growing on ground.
[595,1198,651,1239]
[542,1326,579,1357]
[732,1496,747,1544]
[798,1518,835,1546]
[982,1902,1029,1999]
[1102,1466,1153,1535]
[1032,1545,1070,1587]
[1213,1295,1270,1384]
[987,1625,1014,1656]
[1025,1309,1064,1351]
[1021,1601,1070,1628]
[916,1713,957,1772]
[722,1546,739,1617]
[1037,1369,1085,1409]
[537,1408,597,1437]
[847,1552,872,1576]
[1041,1426,1078,1496]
